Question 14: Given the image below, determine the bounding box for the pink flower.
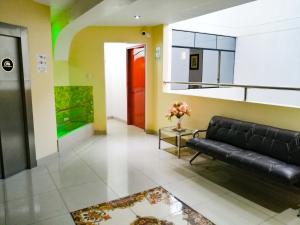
[166,101,191,120]
[170,107,177,114]
[179,102,188,113]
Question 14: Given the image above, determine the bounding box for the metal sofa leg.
[190,152,201,165]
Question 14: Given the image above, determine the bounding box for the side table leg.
[177,135,181,158]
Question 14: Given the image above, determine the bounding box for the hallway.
[0,120,299,225]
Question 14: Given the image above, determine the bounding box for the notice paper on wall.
[37,54,47,73]
[155,47,161,59]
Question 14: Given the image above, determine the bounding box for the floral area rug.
[71,186,214,225]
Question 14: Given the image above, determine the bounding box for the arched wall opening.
[64,26,160,134]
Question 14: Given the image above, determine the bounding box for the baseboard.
[107,116,127,124]
[37,151,59,166]
[146,129,158,135]
[94,130,107,135]
[57,123,94,152]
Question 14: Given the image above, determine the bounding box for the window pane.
[171,47,190,90]
[217,36,236,50]
[195,33,216,49]
[202,50,219,84]
[220,51,235,83]
[172,30,195,47]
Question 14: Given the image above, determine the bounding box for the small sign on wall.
[155,47,161,59]
[37,54,47,73]
[2,58,13,72]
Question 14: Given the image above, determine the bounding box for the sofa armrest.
[193,129,207,138]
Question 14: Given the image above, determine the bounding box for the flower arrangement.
[166,101,191,130]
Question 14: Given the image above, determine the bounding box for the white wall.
[104,43,137,122]
[234,28,300,107]
[166,87,244,102]
[104,43,127,121]
[234,29,300,86]
[247,89,300,108]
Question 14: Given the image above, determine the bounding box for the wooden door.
[127,46,145,129]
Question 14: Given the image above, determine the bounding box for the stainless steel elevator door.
[0,35,27,178]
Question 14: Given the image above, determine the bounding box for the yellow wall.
[0,0,57,159]
[68,24,300,135]
[54,60,69,85]
[69,26,157,132]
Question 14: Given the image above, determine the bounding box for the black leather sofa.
[187,116,300,187]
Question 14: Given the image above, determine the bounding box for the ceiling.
[49,0,254,60]
[171,0,300,36]
[81,0,255,27]
[34,0,76,17]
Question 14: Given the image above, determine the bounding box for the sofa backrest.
[206,116,300,166]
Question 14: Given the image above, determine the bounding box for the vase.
[176,117,183,131]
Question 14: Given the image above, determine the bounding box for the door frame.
[126,44,146,130]
[0,22,37,176]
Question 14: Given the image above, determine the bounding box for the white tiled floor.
[0,119,300,225]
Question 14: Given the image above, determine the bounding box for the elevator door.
[0,35,27,178]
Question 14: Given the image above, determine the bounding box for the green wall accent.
[55,86,94,138]
[51,11,70,51]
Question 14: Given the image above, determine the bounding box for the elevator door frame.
[0,22,37,177]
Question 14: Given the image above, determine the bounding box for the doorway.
[127,45,145,130]
[0,23,36,178]
[104,43,146,131]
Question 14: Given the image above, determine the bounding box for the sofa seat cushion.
[187,138,242,160]
[187,138,300,185]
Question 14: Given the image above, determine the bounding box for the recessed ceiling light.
[134,15,141,20]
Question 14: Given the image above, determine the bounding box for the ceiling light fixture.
[134,15,141,20]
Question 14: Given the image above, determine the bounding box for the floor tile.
[163,175,229,207]
[94,167,157,197]
[45,153,83,173]
[227,191,277,217]
[142,163,198,185]
[72,136,100,153]
[73,207,136,225]
[70,186,215,225]
[132,157,174,174]
[5,190,68,225]
[192,194,271,225]
[1,167,57,202]
[29,214,75,225]
[50,163,100,189]
[130,195,184,219]
[0,204,5,225]
[260,218,286,225]
[59,181,118,212]
[0,182,5,203]
[272,208,300,225]
[165,210,214,225]
[87,159,136,182]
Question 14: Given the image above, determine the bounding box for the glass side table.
[158,127,194,158]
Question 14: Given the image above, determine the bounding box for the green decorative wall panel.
[55,86,94,138]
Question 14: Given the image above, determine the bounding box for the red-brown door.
[127,46,145,129]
